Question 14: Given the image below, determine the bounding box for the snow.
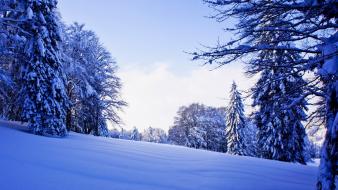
[322,32,338,75]
[26,7,33,20]
[307,159,321,167]
[0,120,318,190]
[37,37,45,57]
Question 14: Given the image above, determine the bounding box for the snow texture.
[322,33,338,75]
[0,120,318,190]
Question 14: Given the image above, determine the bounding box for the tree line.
[168,82,315,160]
[110,126,168,144]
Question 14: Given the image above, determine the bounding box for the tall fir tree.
[20,0,68,136]
[225,82,247,155]
[250,27,308,164]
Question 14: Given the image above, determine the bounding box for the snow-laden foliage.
[306,101,327,158]
[0,0,29,121]
[109,126,165,143]
[1,0,69,136]
[142,127,168,144]
[250,32,309,164]
[0,1,126,137]
[168,103,227,153]
[19,0,68,136]
[0,70,12,118]
[243,119,258,156]
[193,1,337,188]
[317,33,338,190]
[306,124,326,158]
[225,82,248,156]
[60,23,126,136]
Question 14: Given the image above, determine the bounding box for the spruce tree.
[250,29,308,163]
[225,82,247,155]
[253,67,308,163]
[21,0,68,136]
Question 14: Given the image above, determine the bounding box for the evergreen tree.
[252,68,308,163]
[21,0,68,136]
[225,82,247,155]
[243,118,258,157]
[248,21,308,163]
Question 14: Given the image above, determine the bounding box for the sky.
[58,0,256,131]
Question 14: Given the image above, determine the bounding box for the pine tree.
[20,0,68,136]
[225,82,247,155]
[247,22,308,163]
[252,55,308,163]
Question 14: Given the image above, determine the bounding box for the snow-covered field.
[0,120,318,190]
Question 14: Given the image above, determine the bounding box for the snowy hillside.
[0,120,318,190]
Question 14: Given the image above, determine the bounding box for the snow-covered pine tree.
[252,67,308,163]
[225,81,247,155]
[20,0,68,136]
[249,28,308,163]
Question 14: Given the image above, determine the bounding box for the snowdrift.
[0,120,317,190]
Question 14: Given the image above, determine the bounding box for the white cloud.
[117,63,256,131]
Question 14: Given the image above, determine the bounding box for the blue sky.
[59,0,228,73]
[58,0,254,130]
